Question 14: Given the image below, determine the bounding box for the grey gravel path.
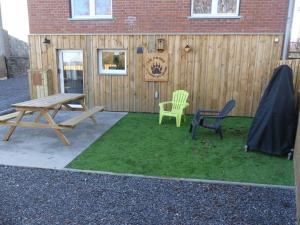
[0,75,30,112]
[0,165,296,225]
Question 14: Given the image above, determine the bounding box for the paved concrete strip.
[0,165,296,225]
[0,111,127,169]
[0,108,15,116]
[65,168,295,190]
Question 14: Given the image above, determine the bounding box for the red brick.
[27,0,289,34]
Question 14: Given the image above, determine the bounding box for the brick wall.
[28,0,289,34]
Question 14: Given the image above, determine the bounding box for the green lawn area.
[68,113,294,186]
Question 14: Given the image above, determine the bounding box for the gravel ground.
[0,165,296,225]
[0,75,30,113]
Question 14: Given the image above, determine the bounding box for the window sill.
[99,73,127,76]
[188,15,242,19]
[68,17,114,21]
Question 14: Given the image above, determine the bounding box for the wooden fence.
[29,34,285,116]
[278,59,300,92]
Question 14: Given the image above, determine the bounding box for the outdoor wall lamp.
[43,37,51,45]
[137,46,144,54]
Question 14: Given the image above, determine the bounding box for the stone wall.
[5,36,29,77]
[1,1,29,78]
[0,28,9,79]
[6,56,29,77]
[0,55,7,79]
[0,27,29,78]
[0,29,10,56]
[9,36,29,58]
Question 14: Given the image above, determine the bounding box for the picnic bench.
[0,93,104,145]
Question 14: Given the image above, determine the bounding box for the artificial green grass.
[68,113,294,186]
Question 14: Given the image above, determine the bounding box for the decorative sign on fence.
[32,71,42,85]
[144,53,168,82]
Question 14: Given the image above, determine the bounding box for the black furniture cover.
[246,65,297,156]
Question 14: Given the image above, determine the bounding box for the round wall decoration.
[144,52,168,82]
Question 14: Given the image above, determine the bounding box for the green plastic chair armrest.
[179,102,189,110]
[159,101,173,109]
[159,101,173,105]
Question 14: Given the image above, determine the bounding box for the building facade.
[27,0,290,116]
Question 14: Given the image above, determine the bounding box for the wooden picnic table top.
[2,93,103,145]
[12,93,85,109]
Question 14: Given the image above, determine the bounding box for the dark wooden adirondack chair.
[190,100,236,140]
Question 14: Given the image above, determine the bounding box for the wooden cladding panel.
[28,69,54,99]
[278,59,300,92]
[29,34,284,116]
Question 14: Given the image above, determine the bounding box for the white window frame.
[191,0,240,18]
[99,49,127,75]
[71,0,112,19]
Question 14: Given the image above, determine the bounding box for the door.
[58,50,83,94]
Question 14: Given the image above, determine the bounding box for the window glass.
[95,0,111,15]
[193,0,212,14]
[99,50,126,75]
[192,0,239,17]
[217,0,237,14]
[73,0,90,16]
[60,51,83,94]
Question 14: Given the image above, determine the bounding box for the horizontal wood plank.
[59,106,104,128]
[0,111,32,122]
[12,94,85,109]
[0,121,68,130]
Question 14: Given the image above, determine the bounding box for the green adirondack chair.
[159,90,189,127]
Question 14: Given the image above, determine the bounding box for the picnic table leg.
[51,104,62,119]
[79,99,97,125]
[41,111,70,146]
[3,110,26,141]
[35,112,42,123]
[35,104,62,123]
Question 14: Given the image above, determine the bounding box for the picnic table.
[0,93,104,145]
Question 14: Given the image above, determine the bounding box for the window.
[71,0,112,19]
[191,0,240,18]
[99,50,127,75]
